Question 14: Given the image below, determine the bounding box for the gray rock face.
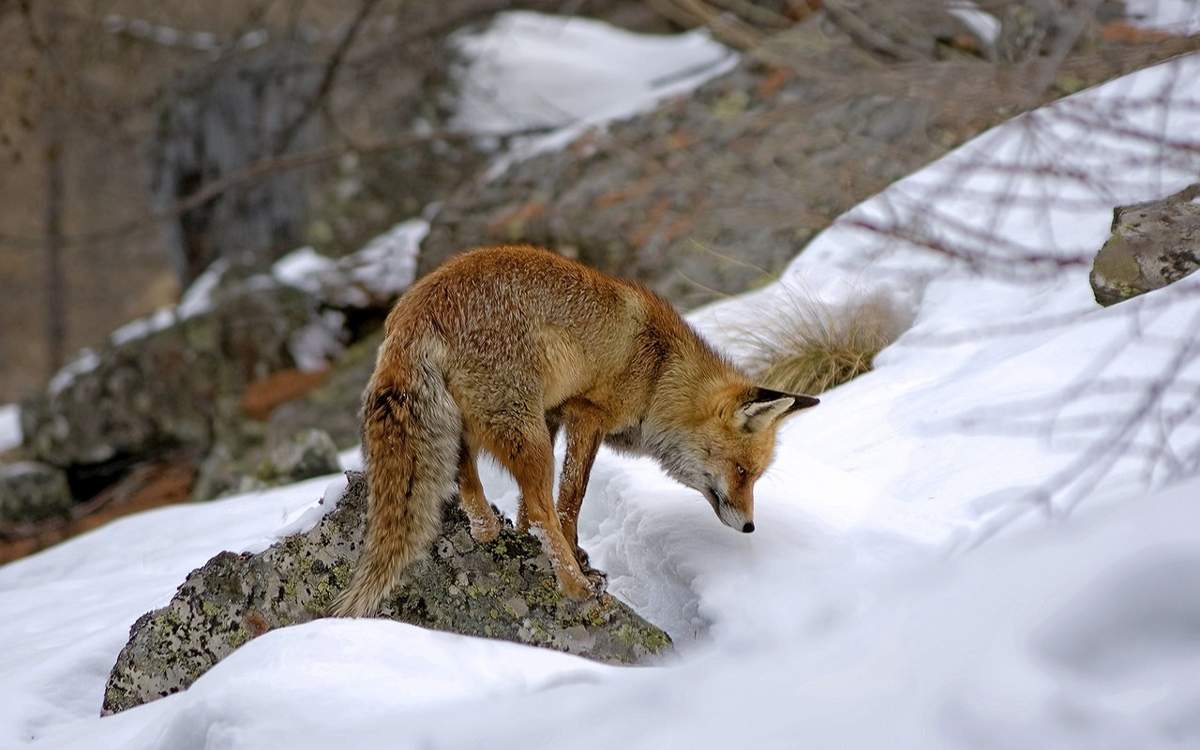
[102,471,670,714]
[0,462,73,525]
[267,331,382,451]
[419,20,951,310]
[419,12,1183,311]
[20,282,324,473]
[266,428,341,483]
[152,41,325,285]
[191,428,342,502]
[1091,183,1200,306]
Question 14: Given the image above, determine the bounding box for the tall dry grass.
[741,287,911,394]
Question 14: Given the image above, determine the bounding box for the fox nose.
[741,522,754,533]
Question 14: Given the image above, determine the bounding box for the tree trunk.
[43,114,66,375]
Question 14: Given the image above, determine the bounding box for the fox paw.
[583,565,608,593]
[468,514,501,544]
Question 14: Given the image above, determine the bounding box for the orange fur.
[333,245,817,616]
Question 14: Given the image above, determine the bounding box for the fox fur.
[332,245,818,617]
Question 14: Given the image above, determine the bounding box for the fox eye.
[736,464,747,478]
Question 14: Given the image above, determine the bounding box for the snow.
[946,2,1000,46]
[271,475,348,541]
[288,310,347,372]
[109,260,227,347]
[345,219,428,301]
[46,349,99,397]
[272,219,428,308]
[271,246,337,295]
[0,404,20,452]
[2,30,1200,750]
[452,11,737,170]
[1128,0,1200,33]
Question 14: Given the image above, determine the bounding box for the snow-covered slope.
[2,36,1199,750]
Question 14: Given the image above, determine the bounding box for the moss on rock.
[102,471,671,714]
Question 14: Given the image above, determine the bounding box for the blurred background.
[1,0,1197,559]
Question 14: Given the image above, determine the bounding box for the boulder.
[20,281,329,479]
[265,429,341,483]
[0,462,73,525]
[1091,183,1200,306]
[266,330,383,451]
[191,428,342,502]
[102,471,670,713]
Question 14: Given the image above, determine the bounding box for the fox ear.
[736,387,820,432]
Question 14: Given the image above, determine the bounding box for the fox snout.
[705,486,754,533]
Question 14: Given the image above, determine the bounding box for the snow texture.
[271,247,338,295]
[945,1,1000,45]
[46,349,100,397]
[2,23,1200,750]
[109,259,228,347]
[451,11,738,171]
[1128,0,1200,33]
[272,219,428,307]
[0,404,20,452]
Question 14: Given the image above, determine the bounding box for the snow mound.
[0,404,20,453]
[1128,0,1200,33]
[452,11,737,170]
[272,219,429,308]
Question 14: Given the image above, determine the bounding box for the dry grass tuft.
[741,287,911,395]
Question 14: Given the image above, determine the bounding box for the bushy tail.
[332,346,461,617]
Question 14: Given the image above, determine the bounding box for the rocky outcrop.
[191,427,342,502]
[0,462,73,525]
[1091,183,1200,306]
[103,471,670,714]
[19,281,329,481]
[266,330,383,451]
[420,14,1197,310]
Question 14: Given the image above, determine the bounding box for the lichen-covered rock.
[102,471,670,714]
[0,461,73,524]
[1091,183,1200,306]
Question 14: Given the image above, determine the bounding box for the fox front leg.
[555,402,607,585]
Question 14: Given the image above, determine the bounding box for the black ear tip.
[794,395,820,409]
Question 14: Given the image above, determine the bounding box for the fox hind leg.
[458,438,500,544]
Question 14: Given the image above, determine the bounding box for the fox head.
[649,385,819,533]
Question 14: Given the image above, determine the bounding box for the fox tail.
[331,342,461,617]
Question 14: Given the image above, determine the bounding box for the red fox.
[332,245,818,616]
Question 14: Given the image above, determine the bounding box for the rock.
[190,443,269,502]
[1091,183,1200,306]
[419,12,1188,310]
[420,40,939,309]
[102,471,670,713]
[265,429,341,482]
[191,428,341,502]
[0,461,73,525]
[20,281,328,481]
[267,330,383,450]
[152,41,326,285]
